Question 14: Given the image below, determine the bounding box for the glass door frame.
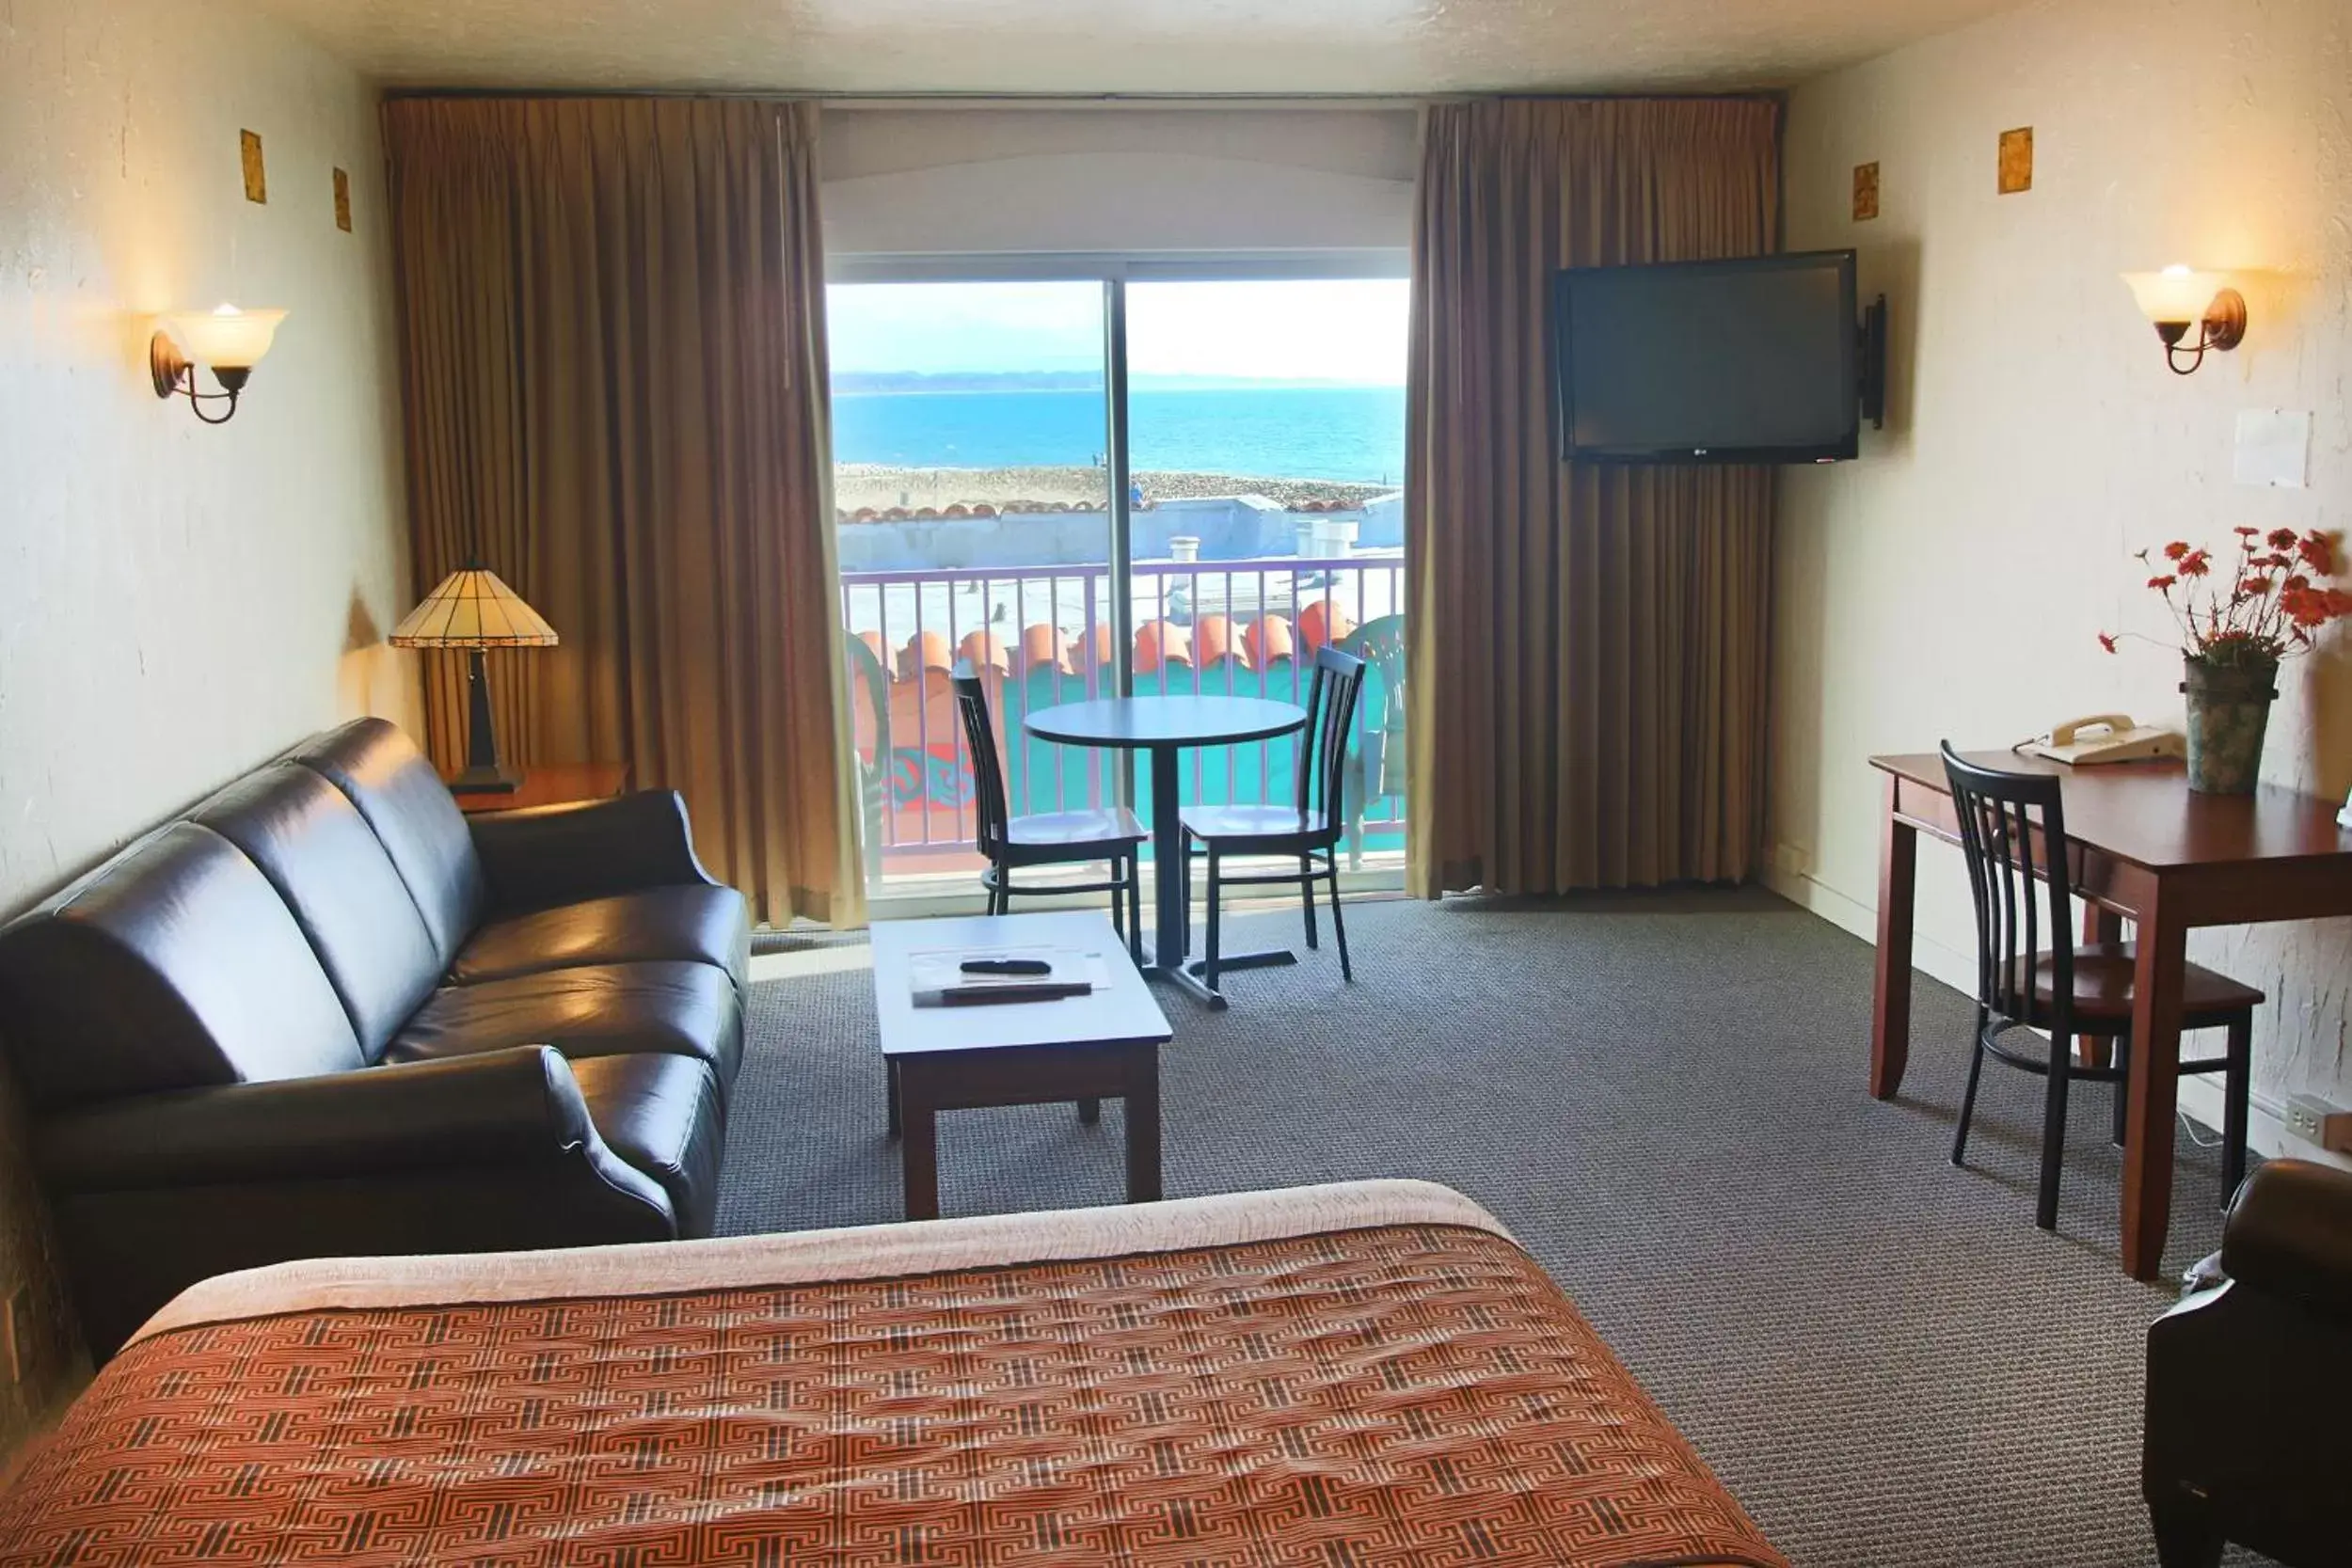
[827,250,1411,915]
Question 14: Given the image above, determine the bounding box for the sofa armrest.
[39,1046,619,1192]
[468,789,717,911]
[2217,1158,2352,1316]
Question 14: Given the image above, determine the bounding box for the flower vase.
[2180,655,2279,795]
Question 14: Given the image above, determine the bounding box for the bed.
[0,1180,1784,1566]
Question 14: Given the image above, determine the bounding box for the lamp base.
[447,765,523,796]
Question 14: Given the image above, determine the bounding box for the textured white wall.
[0,0,416,1432]
[1771,0,2352,1159]
[821,107,1418,258]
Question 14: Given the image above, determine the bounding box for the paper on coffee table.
[907,945,1113,1007]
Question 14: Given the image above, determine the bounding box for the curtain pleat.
[1406,98,1779,898]
[386,97,863,928]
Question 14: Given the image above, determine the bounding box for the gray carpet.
[717,889,2265,1568]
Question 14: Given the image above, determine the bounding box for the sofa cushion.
[283,718,485,969]
[387,961,742,1082]
[194,765,442,1060]
[0,824,363,1110]
[567,1053,724,1237]
[448,885,750,989]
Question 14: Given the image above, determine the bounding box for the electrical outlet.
[2,1285,27,1385]
[2284,1093,2341,1147]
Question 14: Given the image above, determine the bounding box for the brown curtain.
[385,97,862,928]
[1405,98,1779,898]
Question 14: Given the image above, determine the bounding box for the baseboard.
[1762,863,1978,993]
[2177,1074,2352,1174]
[1763,865,2352,1174]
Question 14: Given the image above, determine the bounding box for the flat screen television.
[1554,250,1882,464]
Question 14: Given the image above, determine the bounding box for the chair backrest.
[1296,645,1368,834]
[952,659,1010,860]
[1341,612,1409,740]
[843,630,891,761]
[1940,742,2075,1033]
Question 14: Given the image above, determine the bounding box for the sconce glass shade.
[389,567,560,649]
[162,304,288,371]
[2122,266,2224,326]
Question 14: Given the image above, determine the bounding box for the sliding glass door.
[1121,278,1408,854]
[826,261,1408,900]
[828,280,1117,888]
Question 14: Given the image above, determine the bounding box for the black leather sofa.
[0,719,749,1357]
[2144,1158,2352,1567]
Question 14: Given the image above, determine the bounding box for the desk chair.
[1940,743,2256,1230]
[1180,645,1366,999]
[953,662,1143,965]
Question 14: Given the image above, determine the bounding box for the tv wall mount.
[1858,293,1889,431]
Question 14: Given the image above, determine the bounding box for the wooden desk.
[448,762,629,816]
[1870,752,2352,1278]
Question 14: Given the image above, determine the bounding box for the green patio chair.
[1338,613,1406,866]
[843,631,892,887]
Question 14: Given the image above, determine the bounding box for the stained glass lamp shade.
[389,567,558,792]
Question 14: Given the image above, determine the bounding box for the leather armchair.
[2144,1158,2352,1567]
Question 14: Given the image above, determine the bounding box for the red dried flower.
[2128,531,2349,664]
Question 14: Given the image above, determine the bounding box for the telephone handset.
[2022,714,2185,767]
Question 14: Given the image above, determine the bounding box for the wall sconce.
[2121,266,2246,375]
[151,305,288,423]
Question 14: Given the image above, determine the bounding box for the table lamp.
[389,565,558,793]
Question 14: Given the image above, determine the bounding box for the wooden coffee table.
[870,911,1174,1221]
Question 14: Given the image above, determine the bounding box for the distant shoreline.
[834,465,1396,514]
[833,378,1405,397]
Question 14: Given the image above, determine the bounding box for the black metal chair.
[953,660,1144,965]
[1179,645,1367,999]
[1940,743,2257,1230]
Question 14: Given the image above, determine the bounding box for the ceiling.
[247,0,2017,95]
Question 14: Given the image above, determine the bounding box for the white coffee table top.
[871,911,1173,1058]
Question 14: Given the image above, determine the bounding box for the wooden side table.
[448,761,629,816]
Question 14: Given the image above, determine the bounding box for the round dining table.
[1025,694,1307,1006]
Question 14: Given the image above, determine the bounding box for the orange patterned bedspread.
[0,1213,1783,1566]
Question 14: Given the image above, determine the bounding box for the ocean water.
[832,384,1406,485]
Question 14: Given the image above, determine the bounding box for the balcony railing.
[839,552,1407,877]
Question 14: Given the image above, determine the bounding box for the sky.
[827,278,1409,385]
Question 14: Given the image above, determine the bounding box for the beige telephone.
[2023,714,2185,766]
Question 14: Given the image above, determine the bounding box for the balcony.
[838,498,1406,885]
